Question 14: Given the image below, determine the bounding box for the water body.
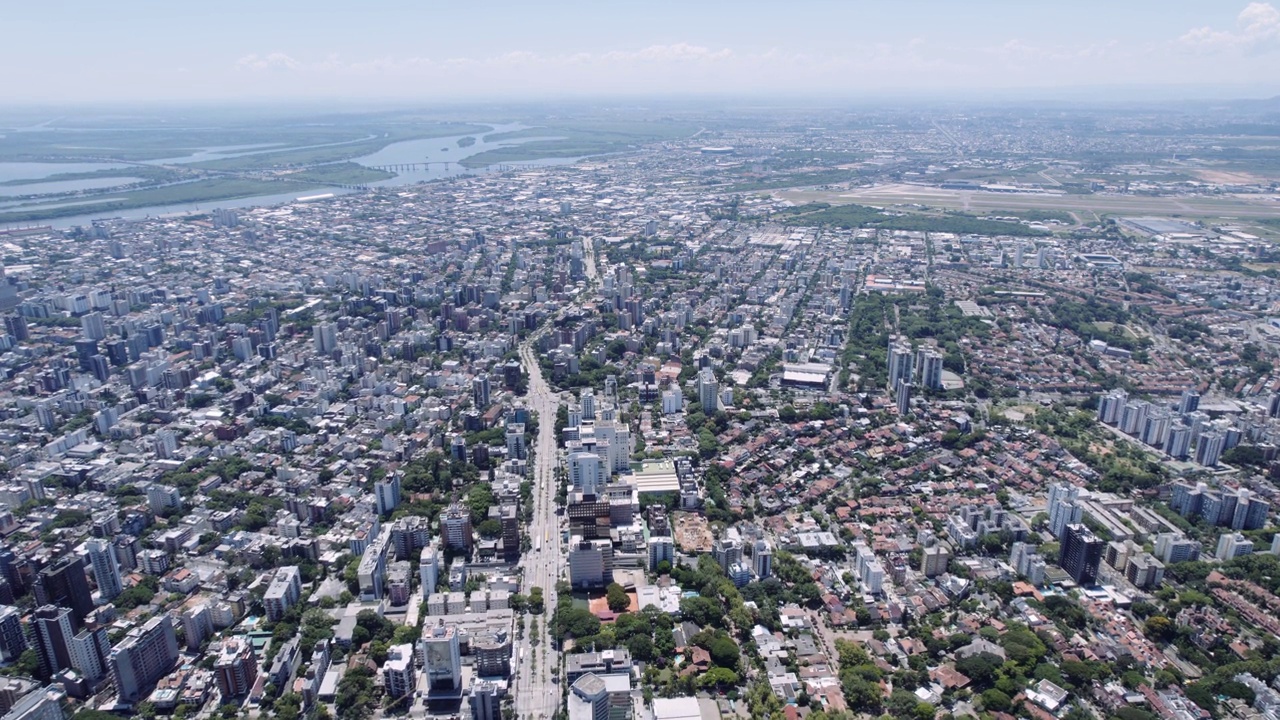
[0,161,129,183]
[0,176,143,198]
[20,125,579,229]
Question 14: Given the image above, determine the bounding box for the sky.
[7,0,1280,104]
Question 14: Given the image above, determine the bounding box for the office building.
[30,606,108,685]
[420,621,461,694]
[468,679,505,720]
[1059,524,1103,586]
[0,607,26,663]
[568,452,607,497]
[213,637,258,700]
[85,539,122,603]
[32,557,94,629]
[568,537,613,589]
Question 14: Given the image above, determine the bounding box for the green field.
[781,203,1049,235]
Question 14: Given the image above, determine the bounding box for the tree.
[698,667,740,690]
[981,688,1011,712]
[606,583,630,613]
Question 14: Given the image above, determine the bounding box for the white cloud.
[1180,2,1280,52]
[235,52,303,71]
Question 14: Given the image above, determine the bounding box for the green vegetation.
[284,162,394,186]
[0,177,324,224]
[457,136,476,148]
[983,209,1075,224]
[784,203,1050,235]
[461,119,701,168]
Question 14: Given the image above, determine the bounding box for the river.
[6,124,577,229]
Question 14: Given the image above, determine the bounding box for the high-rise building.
[80,313,107,341]
[472,374,491,409]
[109,615,179,702]
[895,379,912,416]
[1231,490,1270,531]
[181,605,213,652]
[382,644,416,699]
[697,369,719,414]
[921,545,951,578]
[888,341,913,392]
[32,557,94,629]
[916,348,944,390]
[30,606,107,684]
[4,315,29,343]
[468,679,504,720]
[313,322,337,354]
[0,606,26,663]
[1126,553,1165,589]
[647,536,674,572]
[262,567,302,623]
[751,540,773,580]
[84,539,122,603]
[214,637,258,701]
[374,475,402,516]
[442,504,472,552]
[1154,534,1201,564]
[1196,431,1226,467]
[1046,483,1083,541]
[568,452,607,497]
[1,685,67,720]
[1178,388,1201,416]
[1216,532,1254,561]
[1097,389,1127,425]
[1059,524,1103,586]
[568,537,613,588]
[420,621,461,695]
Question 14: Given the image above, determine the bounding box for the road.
[514,331,565,719]
[513,236,599,719]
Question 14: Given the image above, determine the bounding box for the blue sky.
[7,1,1280,103]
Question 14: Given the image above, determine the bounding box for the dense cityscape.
[0,100,1280,720]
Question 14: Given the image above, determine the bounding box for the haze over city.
[5,0,1280,103]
